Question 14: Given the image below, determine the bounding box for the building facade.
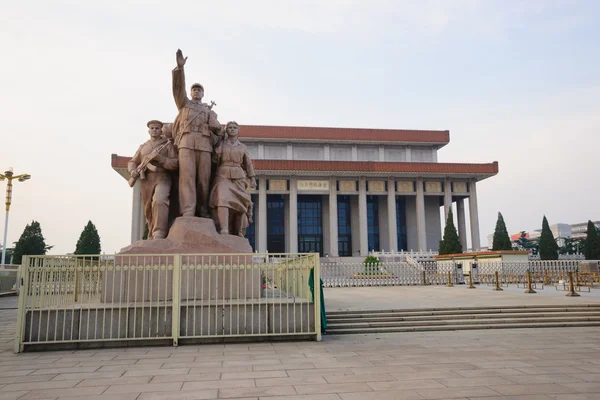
[112,125,498,257]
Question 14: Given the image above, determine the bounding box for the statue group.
[127,49,256,241]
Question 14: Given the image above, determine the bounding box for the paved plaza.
[324,284,600,311]
[2,288,600,400]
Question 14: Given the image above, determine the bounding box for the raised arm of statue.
[172,49,188,110]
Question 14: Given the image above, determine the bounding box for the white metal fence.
[322,260,594,287]
[15,253,321,352]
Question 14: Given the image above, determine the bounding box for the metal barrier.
[0,264,19,293]
[322,259,595,288]
[14,253,321,352]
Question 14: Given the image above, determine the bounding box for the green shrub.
[363,255,381,275]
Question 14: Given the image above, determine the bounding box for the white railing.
[14,253,321,353]
[322,260,596,288]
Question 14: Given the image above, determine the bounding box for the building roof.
[111,154,498,181]
[236,125,450,146]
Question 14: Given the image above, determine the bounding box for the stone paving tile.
[104,382,183,394]
[549,394,600,400]
[323,373,396,383]
[390,370,463,380]
[0,391,34,400]
[19,385,108,400]
[136,390,218,400]
[340,391,424,400]
[255,376,327,387]
[468,396,553,400]
[122,367,190,377]
[415,386,503,399]
[504,373,585,384]
[218,385,298,398]
[558,382,600,393]
[50,371,124,380]
[190,366,253,374]
[367,379,445,391]
[181,378,255,390]
[295,383,374,395]
[408,363,477,371]
[150,373,222,383]
[57,394,140,400]
[487,383,574,395]
[568,373,600,382]
[2,379,82,392]
[76,375,151,387]
[287,368,355,377]
[433,376,514,387]
[450,368,523,377]
[220,370,287,379]
[0,374,57,384]
[252,362,315,371]
[515,366,592,375]
[349,366,418,375]
[256,395,341,400]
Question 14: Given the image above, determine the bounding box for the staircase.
[326,305,600,334]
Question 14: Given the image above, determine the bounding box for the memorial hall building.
[111,125,498,258]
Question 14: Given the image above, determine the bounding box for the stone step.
[327,303,600,315]
[327,311,600,324]
[326,321,600,334]
[326,306,600,319]
[327,316,600,329]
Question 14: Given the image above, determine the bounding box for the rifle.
[128,141,171,187]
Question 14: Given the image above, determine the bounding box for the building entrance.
[298,195,323,255]
[267,194,285,253]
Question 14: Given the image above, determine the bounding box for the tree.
[439,209,462,255]
[539,216,558,260]
[491,212,512,251]
[560,237,585,255]
[584,220,600,260]
[74,220,101,256]
[12,221,52,264]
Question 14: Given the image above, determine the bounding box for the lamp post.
[0,168,31,265]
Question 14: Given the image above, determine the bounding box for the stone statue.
[128,120,179,239]
[209,121,256,236]
[171,49,222,218]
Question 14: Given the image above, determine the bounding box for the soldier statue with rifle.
[128,120,179,239]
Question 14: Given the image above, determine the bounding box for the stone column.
[131,180,145,243]
[444,179,453,223]
[387,178,398,252]
[469,180,480,251]
[416,178,427,251]
[289,176,298,253]
[456,198,468,251]
[258,177,267,252]
[329,177,339,257]
[358,178,368,256]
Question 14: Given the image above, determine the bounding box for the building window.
[396,196,407,251]
[367,195,380,252]
[267,194,285,253]
[298,195,323,255]
[246,194,257,251]
[337,195,352,257]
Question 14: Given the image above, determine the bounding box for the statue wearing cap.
[171,49,222,218]
[128,120,179,239]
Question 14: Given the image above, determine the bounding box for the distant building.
[113,125,499,257]
[489,221,600,249]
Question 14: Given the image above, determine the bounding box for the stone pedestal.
[102,217,260,302]
[120,217,252,255]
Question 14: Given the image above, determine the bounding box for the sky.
[1,0,599,255]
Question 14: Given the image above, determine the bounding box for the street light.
[0,168,31,265]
